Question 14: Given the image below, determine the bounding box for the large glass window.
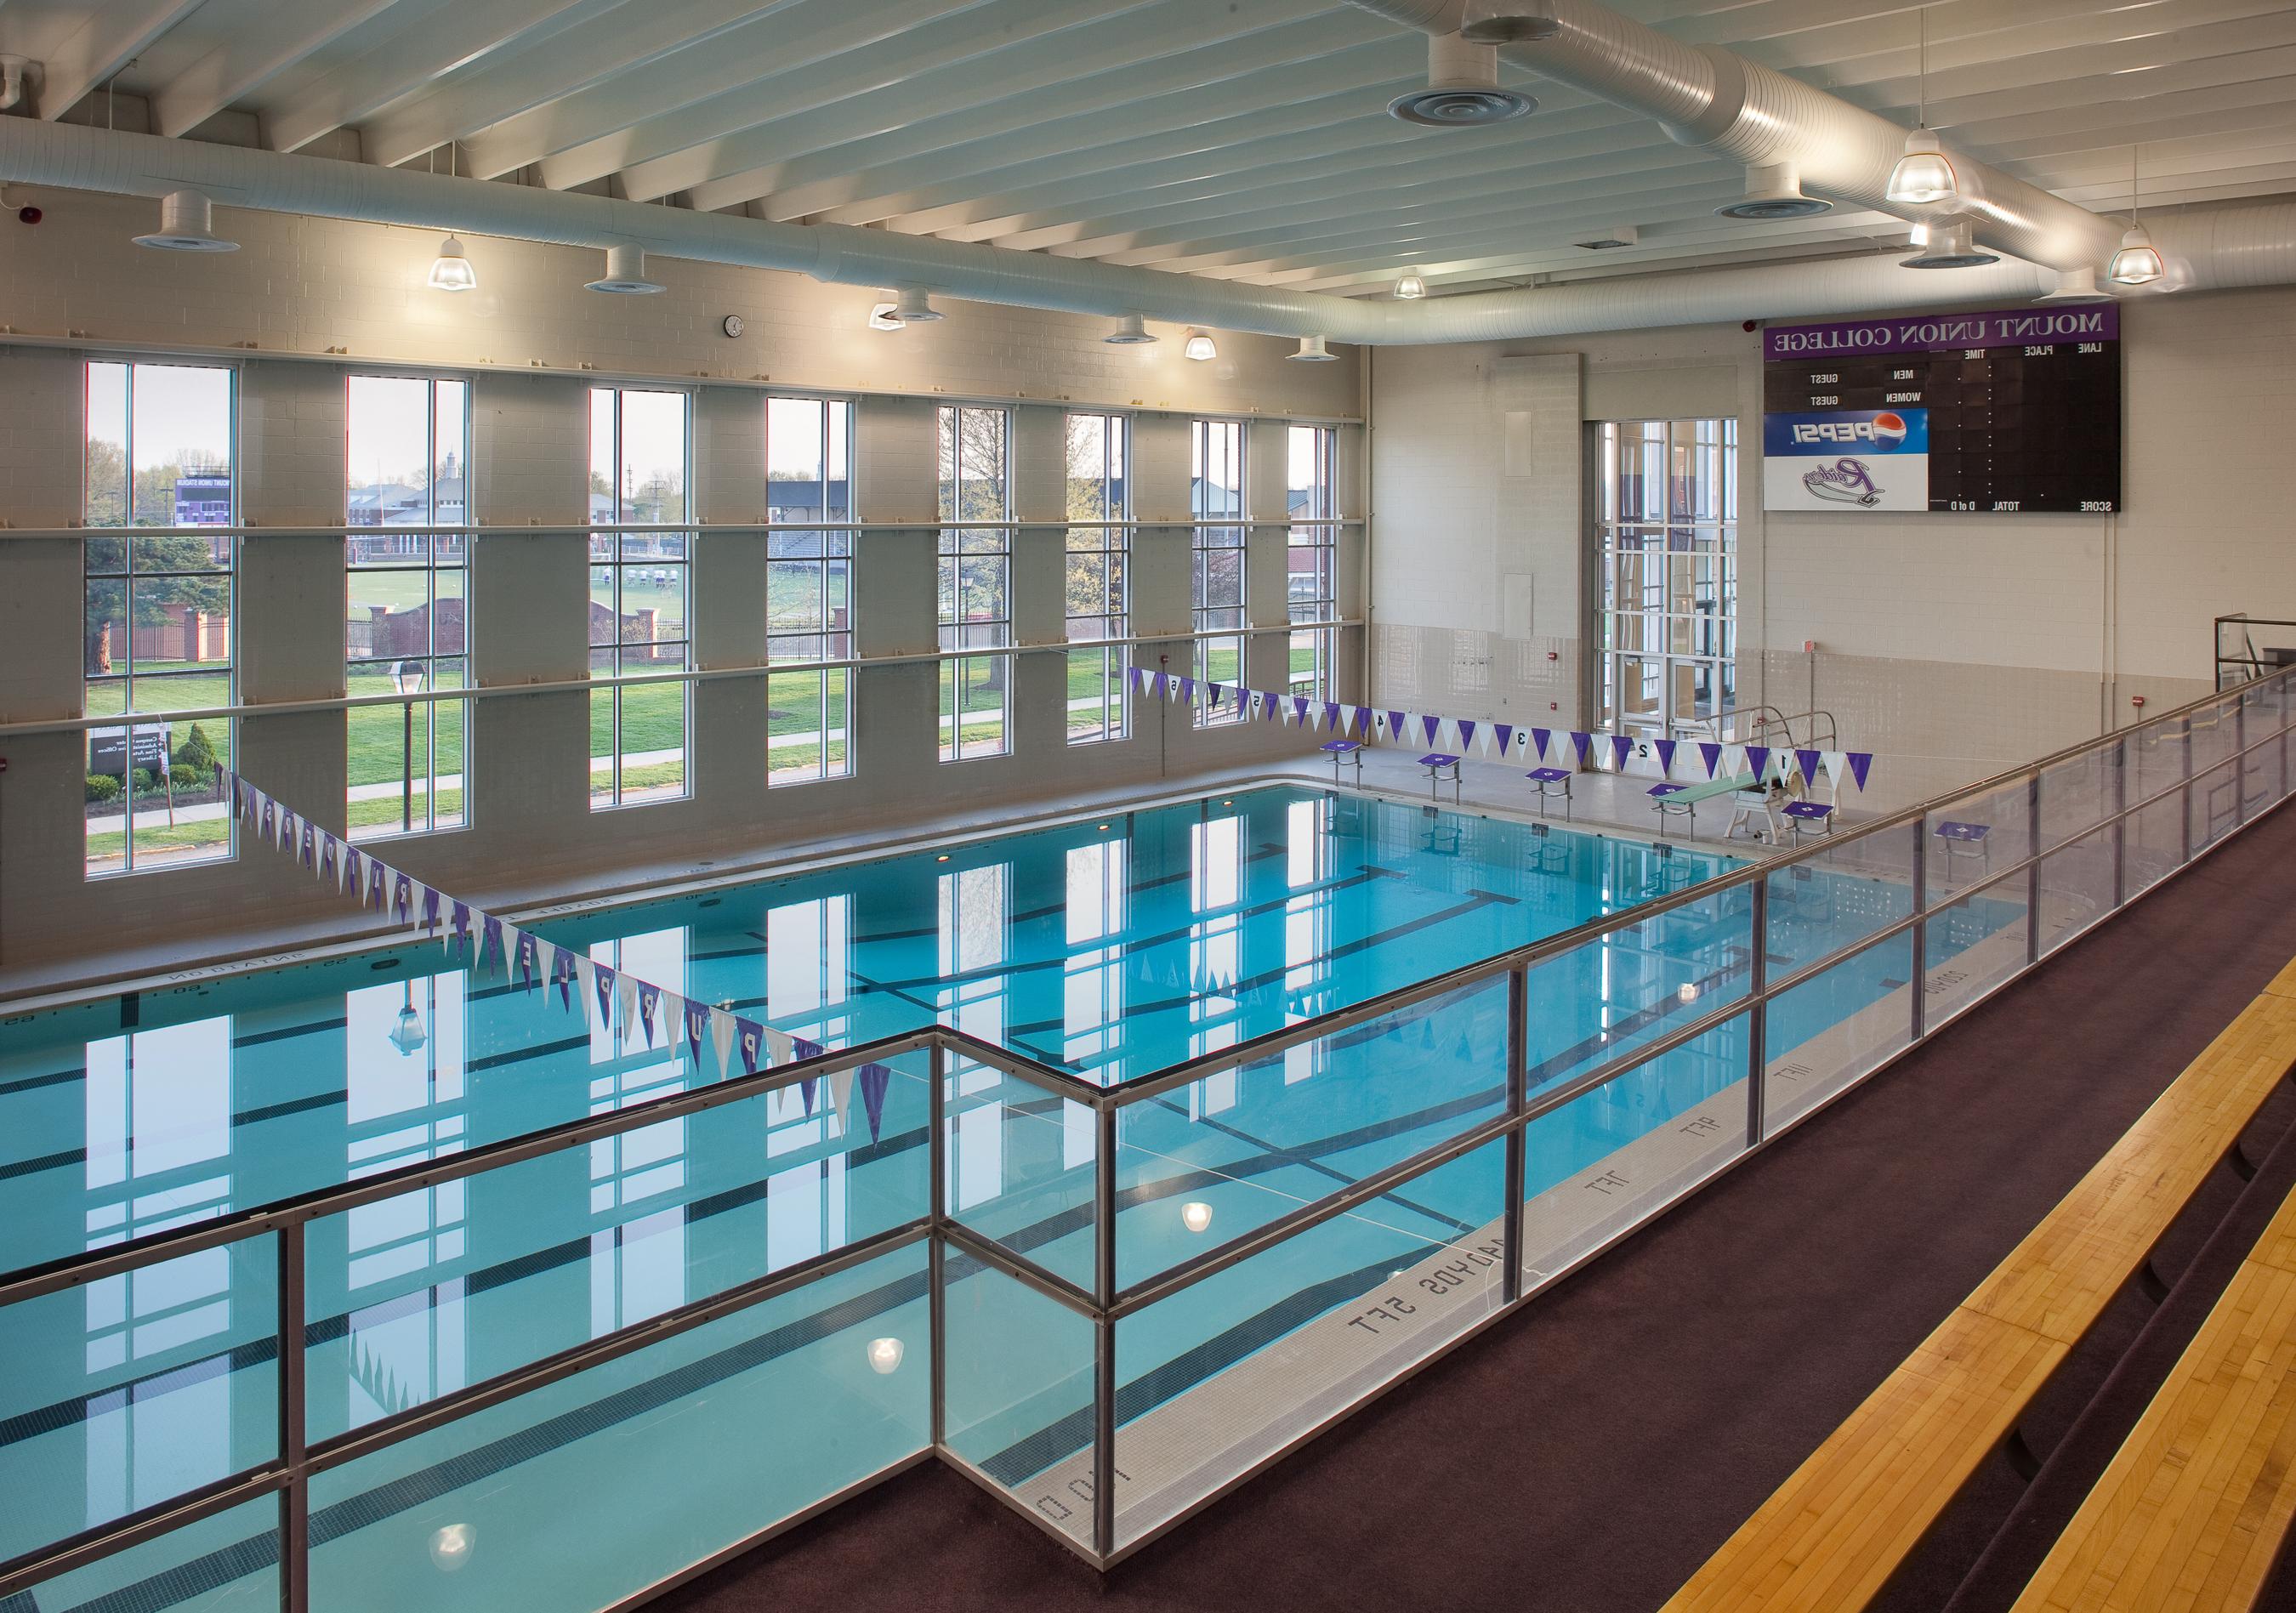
[1191,419,1247,728]
[588,388,691,809]
[1065,412,1129,746]
[83,361,236,877]
[937,405,1011,763]
[1287,424,1337,704]
[346,376,469,840]
[1595,419,1739,740]
[765,396,855,787]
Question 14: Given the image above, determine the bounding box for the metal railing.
[3,663,2292,1596]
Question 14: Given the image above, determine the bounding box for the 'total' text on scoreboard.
[1761,305,2122,514]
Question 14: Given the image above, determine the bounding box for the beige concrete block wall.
[0,197,1365,990]
[1368,285,2296,809]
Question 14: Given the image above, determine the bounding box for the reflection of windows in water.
[1283,798,1336,1066]
[939,864,1010,1067]
[767,895,853,1048]
[342,973,469,1423]
[1190,815,1243,1054]
[1063,839,1129,1071]
[588,929,690,1334]
[81,1016,239,1519]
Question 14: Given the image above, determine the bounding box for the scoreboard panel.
[1761,306,2122,514]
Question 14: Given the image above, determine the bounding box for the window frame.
[1064,411,1131,747]
[764,395,857,789]
[1191,418,1247,729]
[344,372,473,843]
[1286,424,1338,705]
[936,403,1014,764]
[82,358,241,880]
[588,386,696,811]
[1594,417,1739,741]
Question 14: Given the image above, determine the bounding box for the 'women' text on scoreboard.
[1762,305,2122,514]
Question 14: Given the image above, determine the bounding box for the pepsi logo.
[1870,411,1907,446]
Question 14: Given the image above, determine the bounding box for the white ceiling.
[4,0,2295,296]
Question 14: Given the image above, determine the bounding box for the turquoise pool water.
[0,784,2023,1606]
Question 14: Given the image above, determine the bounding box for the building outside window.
[937,405,1011,762]
[82,361,237,877]
[346,375,470,840]
[588,388,692,808]
[765,397,855,787]
[1064,412,1128,745]
[1594,418,1738,741]
[1287,424,1337,704]
[1191,418,1247,727]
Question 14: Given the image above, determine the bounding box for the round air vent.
[1715,163,1833,221]
[1901,222,1999,270]
[1389,85,1536,127]
[134,189,239,253]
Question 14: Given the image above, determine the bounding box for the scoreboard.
[1761,305,2121,514]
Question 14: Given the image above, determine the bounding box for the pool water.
[0,784,2024,1606]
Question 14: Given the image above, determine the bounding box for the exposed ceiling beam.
[151,0,408,139]
[260,0,616,154]
[33,0,206,121]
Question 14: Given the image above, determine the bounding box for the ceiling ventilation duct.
[2036,266,2114,304]
[1715,161,1833,221]
[1104,313,1157,344]
[892,287,944,321]
[1389,32,1535,126]
[1458,3,1560,43]
[1900,221,1999,270]
[1574,224,1638,251]
[1288,335,1339,361]
[133,188,237,252]
[585,243,662,293]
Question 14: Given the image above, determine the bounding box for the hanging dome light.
[1900,220,1998,269]
[134,189,239,253]
[1183,330,1217,361]
[1884,10,1958,207]
[1287,335,1338,362]
[2107,149,2165,287]
[2108,226,2163,287]
[1105,313,1158,345]
[1393,274,1428,299]
[585,243,663,294]
[893,287,943,322]
[867,301,905,331]
[1886,129,1958,207]
[427,235,475,292]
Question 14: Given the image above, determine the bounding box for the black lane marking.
[0,1065,88,1100]
[232,1017,348,1050]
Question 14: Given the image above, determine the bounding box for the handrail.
[0,516,1362,540]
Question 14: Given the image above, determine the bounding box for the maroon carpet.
[657,798,2296,1613]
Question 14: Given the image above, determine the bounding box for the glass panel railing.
[7,1491,279,1613]
[2191,757,2243,855]
[2037,824,2118,956]
[1112,975,1509,1292]
[1921,879,2031,1026]
[2123,780,2187,899]
[1111,1138,1506,1551]
[0,1234,279,1566]
[2126,711,2189,804]
[1521,1015,1750,1287]
[2188,693,2240,775]
[306,1241,929,1612]
[940,1251,1097,1552]
[2038,740,2121,853]
[1764,931,1915,1132]
[303,1051,930,1443]
[1523,884,1755,1100]
[1924,777,2032,908]
[1763,817,1915,978]
[942,1055,1097,1295]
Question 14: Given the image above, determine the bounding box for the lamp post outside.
[393,660,426,832]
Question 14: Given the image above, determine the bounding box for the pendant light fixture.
[426,145,476,291]
[1393,273,1428,299]
[2108,146,2164,287]
[1183,330,1217,361]
[1104,313,1157,344]
[1885,8,1958,207]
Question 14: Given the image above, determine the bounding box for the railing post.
[2180,720,2194,865]
[1909,826,1929,1042]
[2236,693,2251,826]
[1093,1097,1117,1562]
[1502,966,1526,1307]
[927,1041,947,1451]
[1745,877,1769,1147]
[2026,770,2043,965]
[2111,734,2128,911]
[277,1220,308,1613]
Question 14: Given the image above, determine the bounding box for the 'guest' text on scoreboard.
[1760,305,2122,514]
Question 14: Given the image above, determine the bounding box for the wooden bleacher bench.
[2006,1176,2296,1612]
[1661,970,2296,1613]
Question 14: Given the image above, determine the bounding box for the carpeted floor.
[656,797,2296,1613]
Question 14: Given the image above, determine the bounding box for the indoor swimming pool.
[3,724,2225,1604]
